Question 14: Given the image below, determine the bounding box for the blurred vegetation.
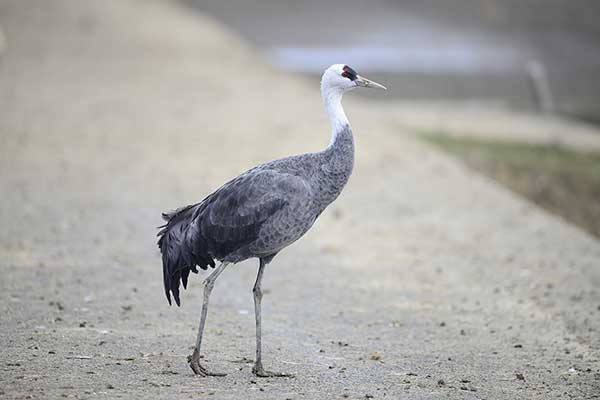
[422,134,600,238]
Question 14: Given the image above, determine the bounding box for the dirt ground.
[1,1,599,399]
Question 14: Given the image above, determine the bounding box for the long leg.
[252,258,294,378]
[188,262,229,376]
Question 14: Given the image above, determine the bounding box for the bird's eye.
[341,65,357,81]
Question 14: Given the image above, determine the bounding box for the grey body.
[158,124,354,306]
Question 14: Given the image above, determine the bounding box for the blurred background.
[187,0,600,122]
[1,1,600,398]
[185,0,600,237]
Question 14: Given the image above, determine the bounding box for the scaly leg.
[252,258,294,378]
[188,262,229,376]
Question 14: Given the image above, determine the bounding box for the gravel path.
[1,1,599,399]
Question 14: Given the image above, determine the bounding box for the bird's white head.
[320,64,386,138]
[320,64,387,95]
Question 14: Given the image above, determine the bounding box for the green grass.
[421,134,600,238]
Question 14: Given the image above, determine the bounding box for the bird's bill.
[355,75,387,90]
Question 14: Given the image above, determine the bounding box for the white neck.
[321,85,349,146]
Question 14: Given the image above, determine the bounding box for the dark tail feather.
[157,204,214,306]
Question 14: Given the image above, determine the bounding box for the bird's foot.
[252,362,294,378]
[187,349,226,377]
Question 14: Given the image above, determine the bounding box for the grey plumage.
[158,125,354,306]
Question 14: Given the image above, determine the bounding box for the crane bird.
[158,64,386,377]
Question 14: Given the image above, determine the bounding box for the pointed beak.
[355,75,387,90]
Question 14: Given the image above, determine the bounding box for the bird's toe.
[252,363,294,378]
[188,350,226,377]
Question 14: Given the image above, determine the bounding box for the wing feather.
[159,168,311,305]
[197,170,295,259]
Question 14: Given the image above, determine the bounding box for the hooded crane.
[158,64,386,377]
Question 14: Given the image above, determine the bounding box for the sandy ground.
[1,1,599,399]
